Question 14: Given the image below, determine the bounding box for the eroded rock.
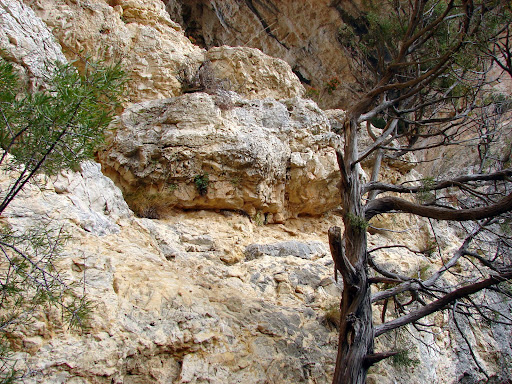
[244,240,328,261]
[0,0,67,89]
[23,0,204,102]
[99,92,341,220]
[164,0,355,109]
[205,45,304,100]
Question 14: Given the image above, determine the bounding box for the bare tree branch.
[363,168,512,195]
[375,269,512,337]
[365,192,512,222]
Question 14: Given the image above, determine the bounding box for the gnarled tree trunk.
[329,119,374,384]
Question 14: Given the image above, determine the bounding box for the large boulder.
[99,92,341,221]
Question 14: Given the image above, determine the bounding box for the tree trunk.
[329,119,374,384]
[329,226,373,384]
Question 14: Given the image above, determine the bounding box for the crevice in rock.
[292,68,311,85]
[243,0,289,50]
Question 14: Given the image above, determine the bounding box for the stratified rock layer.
[1,160,341,384]
[99,93,341,221]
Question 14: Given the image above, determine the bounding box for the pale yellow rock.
[22,0,306,104]
[23,0,204,102]
[1,0,509,382]
[206,46,304,100]
[0,160,507,384]
[100,93,341,220]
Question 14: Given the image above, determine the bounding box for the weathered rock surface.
[2,161,342,383]
[21,0,304,104]
[99,92,341,221]
[244,240,328,261]
[1,0,511,383]
[0,0,67,89]
[165,0,359,109]
[2,161,510,384]
[205,46,304,100]
[1,161,131,236]
[23,0,204,102]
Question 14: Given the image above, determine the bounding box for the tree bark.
[364,193,512,221]
[330,119,374,384]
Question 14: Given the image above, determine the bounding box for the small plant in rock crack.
[391,349,420,369]
[194,173,209,196]
[324,302,341,328]
[416,177,436,203]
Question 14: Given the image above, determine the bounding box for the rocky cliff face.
[99,93,340,222]
[23,0,203,102]
[164,0,361,109]
[0,0,511,383]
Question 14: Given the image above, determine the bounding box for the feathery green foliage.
[0,58,125,213]
[0,57,125,382]
[194,173,210,196]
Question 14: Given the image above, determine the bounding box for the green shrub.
[194,173,209,196]
[0,56,125,381]
[346,212,369,231]
[392,349,420,368]
[416,177,436,203]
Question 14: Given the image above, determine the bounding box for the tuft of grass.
[418,263,432,280]
[230,176,241,186]
[252,211,265,226]
[324,303,340,328]
[421,237,437,257]
[346,213,368,231]
[124,189,163,219]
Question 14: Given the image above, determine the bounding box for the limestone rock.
[1,161,131,236]
[205,46,304,100]
[23,0,204,102]
[0,0,67,89]
[2,0,511,382]
[1,159,509,384]
[165,0,359,109]
[21,0,304,105]
[244,240,328,261]
[2,163,340,383]
[99,92,341,220]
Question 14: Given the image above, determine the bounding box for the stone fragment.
[244,241,328,261]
